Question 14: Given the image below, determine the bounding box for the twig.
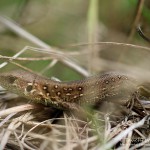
[69,41,150,52]
[137,25,150,43]
[128,0,145,41]
[0,55,54,61]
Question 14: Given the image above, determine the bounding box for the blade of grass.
[87,0,99,73]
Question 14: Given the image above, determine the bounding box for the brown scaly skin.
[0,70,142,112]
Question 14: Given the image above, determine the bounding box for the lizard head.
[0,70,49,102]
[0,70,36,94]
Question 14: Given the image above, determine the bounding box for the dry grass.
[1,95,150,150]
[0,15,150,150]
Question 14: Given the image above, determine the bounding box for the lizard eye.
[8,76,17,84]
[26,85,33,92]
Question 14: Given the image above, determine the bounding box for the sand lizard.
[0,70,145,114]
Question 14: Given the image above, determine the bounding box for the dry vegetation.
[0,0,150,150]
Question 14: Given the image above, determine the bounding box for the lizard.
[0,70,147,115]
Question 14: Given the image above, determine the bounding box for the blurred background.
[0,0,149,80]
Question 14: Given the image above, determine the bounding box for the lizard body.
[0,70,140,110]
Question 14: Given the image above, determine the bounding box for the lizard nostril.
[26,85,33,92]
[8,76,17,84]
